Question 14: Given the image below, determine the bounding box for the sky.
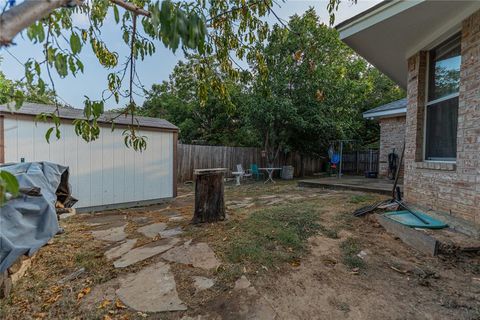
[0,0,381,109]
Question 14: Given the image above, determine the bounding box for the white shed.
[0,103,178,212]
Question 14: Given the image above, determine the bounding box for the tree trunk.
[192,168,226,223]
[0,0,76,45]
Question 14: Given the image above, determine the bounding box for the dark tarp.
[0,162,76,273]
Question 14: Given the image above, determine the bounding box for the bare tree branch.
[110,0,150,17]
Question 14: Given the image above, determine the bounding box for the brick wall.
[378,116,405,179]
[404,10,480,225]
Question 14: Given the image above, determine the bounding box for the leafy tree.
[140,58,258,146]
[0,0,285,203]
[244,9,404,166]
[0,57,56,105]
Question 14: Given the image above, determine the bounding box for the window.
[425,34,461,161]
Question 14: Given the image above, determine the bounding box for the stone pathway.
[113,238,179,268]
[84,194,282,316]
[91,223,127,242]
[192,276,215,292]
[162,241,221,270]
[104,239,137,261]
[159,227,184,238]
[116,262,187,312]
[137,222,167,238]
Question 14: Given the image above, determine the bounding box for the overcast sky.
[0,0,381,109]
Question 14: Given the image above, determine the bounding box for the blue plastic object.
[331,153,340,164]
[384,210,448,229]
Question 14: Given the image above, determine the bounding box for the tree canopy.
[141,9,404,165]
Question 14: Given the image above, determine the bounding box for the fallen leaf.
[77,287,91,300]
[261,265,268,271]
[103,315,112,320]
[33,312,47,319]
[290,260,301,267]
[98,299,111,309]
[115,299,127,309]
[45,294,62,304]
[222,237,228,241]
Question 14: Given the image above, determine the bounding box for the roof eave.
[337,1,480,90]
[336,0,422,38]
[363,108,406,120]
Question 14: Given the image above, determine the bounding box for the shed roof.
[0,103,178,131]
[363,98,406,120]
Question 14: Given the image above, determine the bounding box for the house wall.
[404,10,480,225]
[2,116,174,210]
[378,116,405,179]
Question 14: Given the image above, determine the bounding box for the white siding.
[3,117,174,209]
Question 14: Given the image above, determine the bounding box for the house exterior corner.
[404,9,480,225]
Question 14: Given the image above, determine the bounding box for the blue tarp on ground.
[0,162,71,273]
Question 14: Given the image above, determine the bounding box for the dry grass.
[0,179,389,319]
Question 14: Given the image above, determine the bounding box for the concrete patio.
[298,176,402,195]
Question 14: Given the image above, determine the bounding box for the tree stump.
[193,168,226,223]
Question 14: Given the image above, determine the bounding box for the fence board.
[341,150,379,174]
[177,144,325,182]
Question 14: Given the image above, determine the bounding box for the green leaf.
[34,62,41,76]
[45,127,54,143]
[70,33,82,55]
[0,170,19,205]
[38,78,46,95]
[76,59,84,73]
[113,5,120,23]
[54,54,68,77]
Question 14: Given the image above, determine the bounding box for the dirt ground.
[1,179,479,319]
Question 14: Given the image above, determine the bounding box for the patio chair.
[250,163,265,181]
[236,164,252,180]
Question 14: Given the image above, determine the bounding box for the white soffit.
[337,1,480,89]
[362,108,406,120]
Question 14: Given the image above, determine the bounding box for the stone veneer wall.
[378,116,405,179]
[404,10,480,225]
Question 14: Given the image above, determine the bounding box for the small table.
[259,167,282,184]
[231,171,243,186]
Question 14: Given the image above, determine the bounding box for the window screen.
[425,34,460,161]
[425,97,458,160]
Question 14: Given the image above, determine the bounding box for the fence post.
[356,151,360,175]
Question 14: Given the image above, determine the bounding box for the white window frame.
[423,35,461,164]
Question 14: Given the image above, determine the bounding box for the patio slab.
[117,261,187,312]
[137,222,167,238]
[114,238,179,268]
[298,176,402,195]
[161,241,221,270]
[91,224,127,242]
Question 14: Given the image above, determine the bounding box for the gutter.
[363,107,406,120]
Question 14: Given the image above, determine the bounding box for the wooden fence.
[177,144,325,182]
[340,150,379,174]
